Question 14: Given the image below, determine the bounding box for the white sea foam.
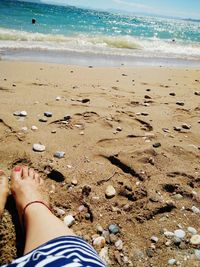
[0,28,200,60]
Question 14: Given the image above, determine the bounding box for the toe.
[22,166,29,179]
[34,172,40,183]
[0,171,9,193]
[29,168,34,179]
[11,166,23,181]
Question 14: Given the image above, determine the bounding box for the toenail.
[14,166,21,172]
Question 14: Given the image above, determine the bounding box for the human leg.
[11,166,75,255]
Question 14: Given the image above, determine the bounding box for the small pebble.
[174,126,182,132]
[164,231,174,237]
[174,229,185,239]
[153,142,161,148]
[176,101,184,106]
[194,91,200,96]
[82,185,91,196]
[168,258,176,265]
[13,111,27,117]
[172,194,183,200]
[173,237,181,246]
[33,144,45,152]
[187,227,197,235]
[31,125,38,131]
[20,111,27,117]
[64,215,75,227]
[21,127,28,132]
[102,230,110,243]
[146,248,154,258]
[182,123,191,129]
[78,205,85,212]
[108,224,120,234]
[194,249,200,260]
[44,112,53,117]
[93,236,106,248]
[56,96,61,101]
[105,185,116,198]
[82,98,90,103]
[54,151,65,158]
[109,234,117,243]
[151,236,159,243]
[85,213,91,220]
[64,115,71,120]
[71,178,78,186]
[116,126,122,132]
[141,112,149,116]
[39,117,48,122]
[169,93,176,96]
[96,224,104,234]
[99,247,111,265]
[54,207,65,215]
[13,111,21,116]
[192,206,200,214]
[115,239,123,250]
[51,129,57,134]
[190,235,200,245]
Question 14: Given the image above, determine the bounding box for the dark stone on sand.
[82,185,91,197]
[174,126,182,132]
[173,237,182,246]
[182,123,191,129]
[108,224,120,234]
[141,112,149,116]
[176,101,184,106]
[144,95,151,99]
[88,66,93,68]
[122,73,127,76]
[194,91,200,96]
[44,112,53,117]
[146,248,154,258]
[63,115,71,120]
[146,89,151,92]
[81,98,90,103]
[47,169,65,182]
[39,117,48,122]
[153,142,161,148]
[85,213,91,220]
[169,92,176,96]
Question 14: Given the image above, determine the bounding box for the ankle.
[23,201,51,221]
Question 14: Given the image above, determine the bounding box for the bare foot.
[11,166,49,221]
[0,170,9,218]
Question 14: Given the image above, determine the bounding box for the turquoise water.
[0,0,200,62]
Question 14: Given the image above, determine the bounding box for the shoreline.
[1,48,200,68]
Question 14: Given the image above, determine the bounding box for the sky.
[27,0,200,19]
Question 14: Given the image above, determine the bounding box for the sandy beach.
[0,60,200,266]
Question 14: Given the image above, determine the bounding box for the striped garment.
[2,236,107,267]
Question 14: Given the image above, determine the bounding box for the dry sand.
[0,61,200,266]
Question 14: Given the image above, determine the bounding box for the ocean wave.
[0,28,200,60]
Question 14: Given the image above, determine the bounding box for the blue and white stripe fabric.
[3,236,106,267]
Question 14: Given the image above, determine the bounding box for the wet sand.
[0,61,200,266]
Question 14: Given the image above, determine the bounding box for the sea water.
[0,0,200,66]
